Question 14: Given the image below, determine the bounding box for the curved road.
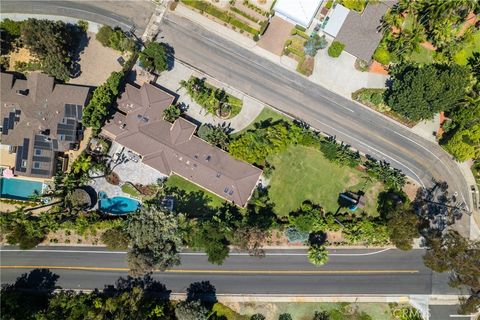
[1,2,472,235]
[158,14,472,235]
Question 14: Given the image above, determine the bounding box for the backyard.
[165,174,225,208]
[267,145,383,217]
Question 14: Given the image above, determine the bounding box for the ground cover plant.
[181,77,242,118]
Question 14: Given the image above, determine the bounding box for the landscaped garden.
[180,0,270,39]
[181,76,243,119]
[267,145,383,216]
[283,26,327,76]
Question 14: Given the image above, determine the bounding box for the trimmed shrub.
[328,41,345,58]
[96,25,114,47]
[373,46,391,65]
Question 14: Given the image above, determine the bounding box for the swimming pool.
[98,196,140,214]
[0,178,43,200]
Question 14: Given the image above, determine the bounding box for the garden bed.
[181,76,243,119]
[352,88,418,128]
[181,0,261,37]
[165,174,225,208]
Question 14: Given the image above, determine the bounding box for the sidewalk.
[172,4,388,100]
[155,60,263,132]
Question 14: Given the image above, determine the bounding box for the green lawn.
[121,183,140,197]
[165,174,225,208]
[408,46,435,64]
[267,145,383,216]
[233,107,291,137]
[454,30,480,65]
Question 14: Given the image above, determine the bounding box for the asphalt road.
[158,14,472,235]
[1,0,155,34]
[0,246,443,295]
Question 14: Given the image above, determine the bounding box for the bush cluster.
[328,41,345,58]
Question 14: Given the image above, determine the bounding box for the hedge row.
[182,0,260,35]
[230,6,259,23]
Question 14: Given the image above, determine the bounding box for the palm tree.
[308,245,329,266]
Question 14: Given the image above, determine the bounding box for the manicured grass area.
[120,183,140,197]
[267,145,383,216]
[233,107,291,137]
[454,30,480,65]
[408,46,435,64]
[165,174,225,208]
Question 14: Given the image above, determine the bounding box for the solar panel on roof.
[64,104,76,118]
[31,168,50,176]
[8,113,15,129]
[66,119,76,125]
[2,118,9,135]
[76,105,82,120]
[52,140,58,150]
[32,156,51,163]
[64,135,75,141]
[22,138,29,159]
[15,147,24,171]
[15,110,21,115]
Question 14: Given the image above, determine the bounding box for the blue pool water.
[0,178,43,200]
[98,196,140,214]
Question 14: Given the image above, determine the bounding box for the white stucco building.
[273,0,324,28]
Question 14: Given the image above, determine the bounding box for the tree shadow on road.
[1,269,59,319]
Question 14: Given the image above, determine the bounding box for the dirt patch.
[44,229,102,246]
[7,47,36,71]
[68,32,123,86]
[403,179,420,201]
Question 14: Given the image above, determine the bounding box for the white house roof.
[274,0,324,28]
[323,4,350,37]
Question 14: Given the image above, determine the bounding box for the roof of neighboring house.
[323,4,350,37]
[102,83,262,207]
[335,2,392,61]
[273,0,323,28]
[0,72,89,178]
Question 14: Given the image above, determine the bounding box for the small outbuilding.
[273,0,324,28]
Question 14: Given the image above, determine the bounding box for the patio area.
[87,141,167,200]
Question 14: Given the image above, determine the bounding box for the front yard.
[267,145,383,216]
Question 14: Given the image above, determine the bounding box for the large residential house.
[102,83,263,207]
[0,72,89,178]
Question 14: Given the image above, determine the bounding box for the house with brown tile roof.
[0,72,90,178]
[102,83,263,207]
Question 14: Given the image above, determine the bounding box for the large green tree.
[21,19,73,81]
[82,71,124,129]
[386,205,419,251]
[139,42,168,73]
[197,123,231,151]
[385,64,472,120]
[174,300,209,320]
[126,209,184,276]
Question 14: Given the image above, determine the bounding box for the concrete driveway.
[310,48,389,98]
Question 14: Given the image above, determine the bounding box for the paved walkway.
[156,60,264,132]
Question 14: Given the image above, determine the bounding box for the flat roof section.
[323,4,350,37]
[274,0,324,28]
